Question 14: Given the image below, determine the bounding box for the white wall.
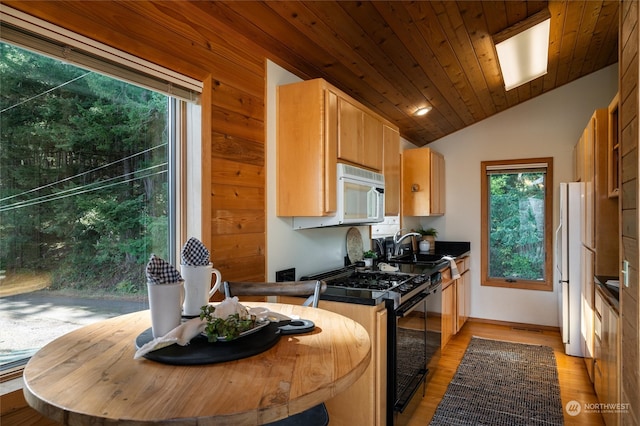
[415,64,619,326]
[266,61,371,280]
[266,60,618,326]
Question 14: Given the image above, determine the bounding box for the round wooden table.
[23,303,371,425]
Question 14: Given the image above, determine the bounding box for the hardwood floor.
[3,317,605,425]
[403,318,605,426]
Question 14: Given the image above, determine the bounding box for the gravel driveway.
[0,291,146,364]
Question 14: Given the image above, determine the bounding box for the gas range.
[302,262,445,425]
[302,265,441,310]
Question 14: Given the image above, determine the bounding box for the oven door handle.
[395,291,429,317]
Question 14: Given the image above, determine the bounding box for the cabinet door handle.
[411,184,420,192]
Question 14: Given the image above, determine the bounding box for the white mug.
[180,263,222,316]
[147,281,184,338]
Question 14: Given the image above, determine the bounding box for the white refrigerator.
[556,182,584,357]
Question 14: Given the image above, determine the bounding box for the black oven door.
[388,284,441,426]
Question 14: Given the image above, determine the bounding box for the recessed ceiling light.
[414,106,432,116]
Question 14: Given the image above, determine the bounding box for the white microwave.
[293,164,385,229]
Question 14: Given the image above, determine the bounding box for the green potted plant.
[362,250,377,267]
[417,227,437,252]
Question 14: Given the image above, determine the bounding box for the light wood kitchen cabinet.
[456,257,470,332]
[574,108,619,276]
[279,296,387,426]
[383,125,400,216]
[337,97,383,170]
[440,255,470,347]
[441,275,455,348]
[594,287,620,426]
[582,246,596,382]
[277,79,337,217]
[574,128,586,183]
[402,147,445,216]
[277,78,397,217]
[607,93,620,198]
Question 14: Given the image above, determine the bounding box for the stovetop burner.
[331,272,407,291]
[302,264,441,309]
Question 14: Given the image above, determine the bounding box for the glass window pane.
[0,42,172,367]
[487,171,546,281]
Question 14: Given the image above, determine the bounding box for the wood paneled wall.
[4,1,276,284]
[620,1,640,425]
[2,3,276,419]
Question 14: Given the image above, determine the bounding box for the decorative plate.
[346,227,364,263]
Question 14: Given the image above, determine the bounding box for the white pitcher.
[419,240,431,253]
[180,263,222,316]
[147,280,184,338]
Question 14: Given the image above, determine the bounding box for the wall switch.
[276,268,296,282]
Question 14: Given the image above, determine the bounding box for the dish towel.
[134,317,206,359]
[181,237,210,266]
[146,254,183,284]
[442,256,460,280]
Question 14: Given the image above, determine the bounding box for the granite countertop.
[431,241,471,258]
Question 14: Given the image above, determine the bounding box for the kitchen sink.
[391,253,444,263]
[391,253,442,262]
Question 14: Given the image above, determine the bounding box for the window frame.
[480,157,554,291]
[0,10,203,383]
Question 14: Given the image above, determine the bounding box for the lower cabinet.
[441,256,470,348]
[594,287,620,426]
[441,279,455,348]
[279,296,387,426]
[456,258,470,332]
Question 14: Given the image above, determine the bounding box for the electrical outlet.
[276,268,295,282]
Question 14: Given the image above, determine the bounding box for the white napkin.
[133,301,294,359]
[443,256,460,280]
[248,306,292,322]
[134,317,206,359]
[378,262,399,272]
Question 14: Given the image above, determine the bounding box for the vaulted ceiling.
[202,1,619,146]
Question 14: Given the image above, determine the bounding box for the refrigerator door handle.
[555,223,562,280]
[561,280,570,344]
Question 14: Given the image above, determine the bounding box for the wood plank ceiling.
[198,1,619,146]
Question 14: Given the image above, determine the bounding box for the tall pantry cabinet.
[574,107,620,420]
[574,108,619,276]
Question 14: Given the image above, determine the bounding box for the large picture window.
[480,158,553,291]
[0,17,200,375]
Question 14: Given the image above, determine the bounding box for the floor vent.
[511,326,543,333]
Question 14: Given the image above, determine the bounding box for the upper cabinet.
[337,97,383,170]
[574,107,619,276]
[402,147,445,216]
[277,78,398,217]
[608,93,620,198]
[383,125,400,216]
[277,79,337,217]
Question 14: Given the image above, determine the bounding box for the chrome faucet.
[393,230,422,256]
